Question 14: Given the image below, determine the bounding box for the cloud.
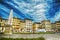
[13,0,53,22]
[54,9,60,21]
[0,0,56,23]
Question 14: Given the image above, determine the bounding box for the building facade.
[33,23,41,32]
[24,18,33,32]
[20,21,25,32]
[1,16,60,34]
[0,17,6,33]
[41,20,52,31]
[51,23,56,32]
[55,21,60,32]
[12,17,22,33]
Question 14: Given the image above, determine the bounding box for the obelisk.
[8,9,13,25]
[5,9,13,34]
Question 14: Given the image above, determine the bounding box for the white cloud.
[13,0,52,22]
[54,10,60,21]
[33,3,48,9]
[29,0,48,3]
[36,9,47,13]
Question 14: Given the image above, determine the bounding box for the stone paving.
[0,34,60,40]
[43,34,60,40]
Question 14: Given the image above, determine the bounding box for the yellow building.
[41,20,52,31]
[0,17,25,33]
[55,21,60,32]
[4,25,12,34]
[0,17,6,33]
[20,21,25,32]
[0,16,13,34]
[33,23,41,32]
[51,23,56,32]
[12,17,22,33]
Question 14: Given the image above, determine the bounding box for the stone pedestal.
[4,25,12,34]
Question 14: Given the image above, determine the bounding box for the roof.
[41,20,50,22]
[0,16,2,19]
[55,21,60,23]
[2,19,7,20]
[20,20,25,23]
[34,22,41,24]
[51,23,55,24]
[24,18,33,21]
[13,17,21,20]
[0,17,8,21]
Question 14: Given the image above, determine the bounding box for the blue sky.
[0,0,60,23]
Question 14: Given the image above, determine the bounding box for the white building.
[24,18,33,32]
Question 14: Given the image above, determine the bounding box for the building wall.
[33,23,40,31]
[12,17,21,33]
[1,16,60,33]
[4,26,12,34]
[0,17,6,32]
[20,21,25,32]
[25,19,33,32]
[41,20,52,31]
[52,23,56,32]
[55,21,60,32]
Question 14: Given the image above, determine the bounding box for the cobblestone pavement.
[0,34,60,40]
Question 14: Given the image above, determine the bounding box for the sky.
[0,0,60,23]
